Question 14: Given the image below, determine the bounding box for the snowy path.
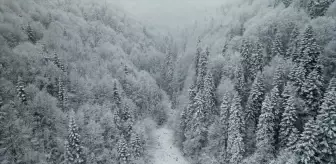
[150,127,189,164]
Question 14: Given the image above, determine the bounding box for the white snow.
[149,127,189,164]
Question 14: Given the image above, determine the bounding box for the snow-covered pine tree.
[287,26,300,61]
[301,68,324,118]
[315,79,336,163]
[130,132,143,159]
[194,47,202,83]
[279,92,299,149]
[327,77,336,91]
[16,76,27,104]
[65,116,86,164]
[252,42,264,73]
[245,72,266,154]
[58,76,64,102]
[218,92,231,163]
[297,25,321,76]
[53,51,61,69]
[295,119,320,164]
[289,63,306,95]
[196,48,209,92]
[308,0,335,18]
[273,65,285,94]
[256,94,275,156]
[203,71,216,117]
[234,65,248,106]
[117,136,130,164]
[227,91,245,164]
[240,40,254,82]
[271,32,284,58]
[26,23,36,44]
[113,81,122,107]
[269,86,283,151]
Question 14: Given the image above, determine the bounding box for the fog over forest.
[0,0,336,164]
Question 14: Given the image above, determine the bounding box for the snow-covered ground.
[150,127,189,164]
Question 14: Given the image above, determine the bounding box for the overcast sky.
[113,0,225,30]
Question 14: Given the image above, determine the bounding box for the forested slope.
[0,0,173,163]
[171,0,336,164]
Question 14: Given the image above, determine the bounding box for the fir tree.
[271,32,284,58]
[279,93,299,149]
[256,94,275,155]
[227,91,245,164]
[269,87,283,151]
[252,42,264,73]
[240,40,254,82]
[297,25,321,76]
[234,65,248,105]
[327,77,336,91]
[53,51,61,69]
[289,63,306,95]
[315,80,336,163]
[203,71,216,117]
[218,92,231,163]
[301,69,324,118]
[65,116,86,164]
[131,132,143,159]
[16,76,27,104]
[295,119,320,164]
[287,26,300,61]
[196,48,209,92]
[194,47,202,83]
[26,24,36,44]
[117,136,130,164]
[113,81,122,107]
[273,65,285,94]
[245,72,266,154]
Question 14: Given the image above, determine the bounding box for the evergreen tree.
[279,93,300,149]
[26,24,36,44]
[194,47,202,83]
[308,0,335,18]
[269,87,283,151]
[196,48,209,92]
[271,32,284,58]
[234,65,248,105]
[130,132,143,160]
[327,77,336,91]
[256,94,275,155]
[315,80,336,163]
[58,76,65,102]
[227,91,245,164]
[65,116,86,164]
[16,76,27,104]
[297,25,321,76]
[273,65,285,94]
[252,42,264,73]
[183,91,208,159]
[240,40,254,82]
[295,119,320,164]
[245,72,266,154]
[113,81,122,107]
[287,26,300,61]
[218,92,231,163]
[117,136,130,164]
[301,69,324,118]
[203,71,216,117]
[289,63,306,95]
[53,51,60,68]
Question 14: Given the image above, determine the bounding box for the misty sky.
[113,0,225,30]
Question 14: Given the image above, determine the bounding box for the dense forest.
[0,0,336,164]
